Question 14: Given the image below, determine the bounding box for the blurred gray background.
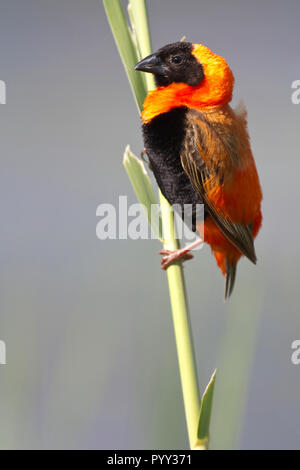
[0,0,299,449]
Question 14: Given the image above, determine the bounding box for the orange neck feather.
[141,44,234,123]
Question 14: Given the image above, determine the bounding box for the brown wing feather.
[181,108,256,263]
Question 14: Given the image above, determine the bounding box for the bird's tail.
[213,251,238,299]
[224,259,237,299]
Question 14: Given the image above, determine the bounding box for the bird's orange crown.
[141,44,234,123]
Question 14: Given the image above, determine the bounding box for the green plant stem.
[103,0,145,111]
[128,0,202,449]
[159,195,201,449]
[104,0,203,449]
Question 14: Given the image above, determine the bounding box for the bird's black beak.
[134,53,164,75]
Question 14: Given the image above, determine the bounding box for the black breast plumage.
[142,107,204,229]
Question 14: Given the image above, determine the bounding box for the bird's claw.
[159,249,194,270]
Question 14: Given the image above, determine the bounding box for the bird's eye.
[171,55,183,65]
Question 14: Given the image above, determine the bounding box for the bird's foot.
[159,248,194,270]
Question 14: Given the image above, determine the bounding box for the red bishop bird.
[135,42,262,298]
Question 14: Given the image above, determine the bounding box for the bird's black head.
[134,42,204,87]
